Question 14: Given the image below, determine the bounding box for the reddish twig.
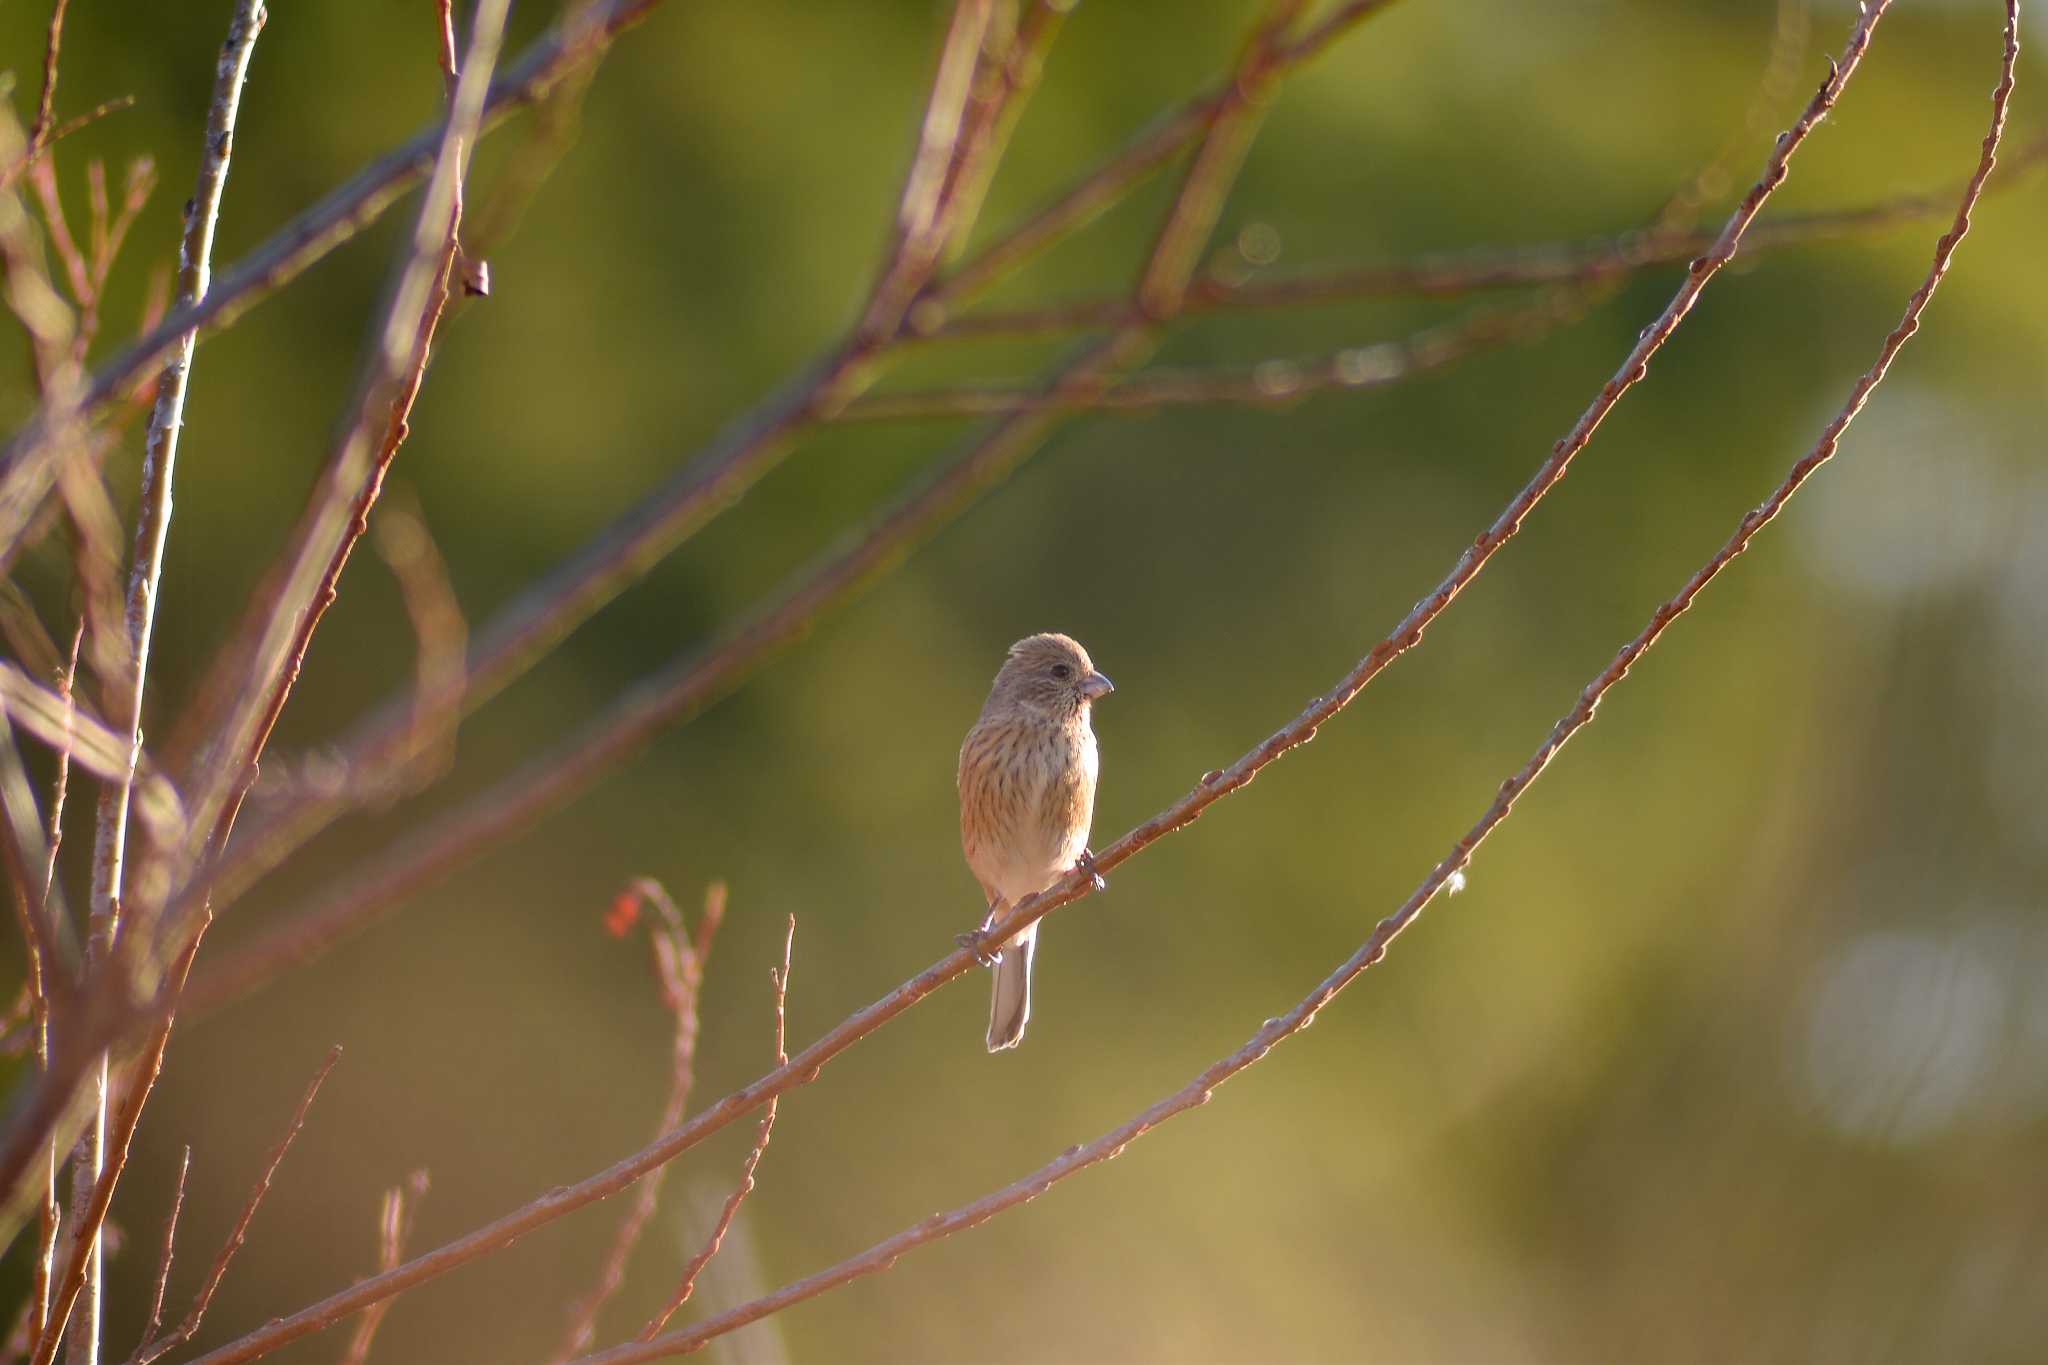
[573,13,2022,1358]
[842,288,1590,420]
[23,0,72,170]
[554,881,726,1361]
[851,0,997,348]
[134,1147,189,1357]
[916,0,1405,322]
[336,1171,430,1365]
[636,914,793,1342]
[906,131,2048,342]
[121,1047,344,1365]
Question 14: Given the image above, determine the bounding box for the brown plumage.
[958,632,1113,1051]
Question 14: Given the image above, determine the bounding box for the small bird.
[957,632,1113,1051]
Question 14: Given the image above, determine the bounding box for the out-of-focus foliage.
[2,1,2045,1361]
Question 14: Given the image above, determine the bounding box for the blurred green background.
[4,1,2047,1361]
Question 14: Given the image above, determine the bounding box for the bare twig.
[574,12,2021,1358]
[842,288,1589,420]
[336,1170,429,1365]
[917,0,1405,322]
[851,0,997,348]
[635,915,793,1343]
[906,132,2048,342]
[23,0,72,170]
[135,1148,189,1355]
[554,881,726,1361]
[122,1047,344,1365]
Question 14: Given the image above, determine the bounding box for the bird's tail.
[986,922,1036,1052]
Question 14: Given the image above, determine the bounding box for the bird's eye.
[1051,663,1073,680]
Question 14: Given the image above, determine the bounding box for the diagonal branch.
[838,288,1589,420]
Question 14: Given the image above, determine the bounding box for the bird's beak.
[1080,670,1114,700]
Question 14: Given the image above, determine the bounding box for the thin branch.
[840,288,1589,420]
[917,0,1406,321]
[851,0,997,348]
[335,1170,429,1365]
[554,881,726,1361]
[634,916,793,1342]
[24,0,72,169]
[122,1046,344,1365]
[135,1147,189,1356]
[906,132,2048,341]
[576,12,2022,1357]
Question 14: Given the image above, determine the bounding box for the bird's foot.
[955,930,1001,968]
[1074,848,1108,892]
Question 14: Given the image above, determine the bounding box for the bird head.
[988,632,1114,719]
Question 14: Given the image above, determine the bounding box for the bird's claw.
[1075,848,1107,893]
[956,930,1001,968]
